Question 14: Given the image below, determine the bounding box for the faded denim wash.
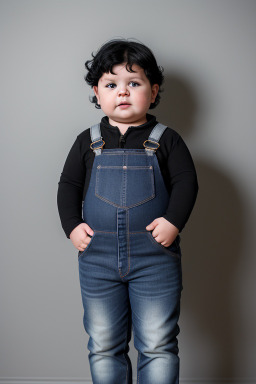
[78,147,182,384]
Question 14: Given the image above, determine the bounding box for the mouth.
[117,102,131,108]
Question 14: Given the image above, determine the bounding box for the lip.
[117,102,131,109]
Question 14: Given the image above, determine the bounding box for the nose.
[118,87,129,96]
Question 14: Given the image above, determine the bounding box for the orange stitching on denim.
[97,165,153,169]
[147,232,181,259]
[95,164,155,209]
[95,193,155,209]
[119,210,130,279]
[129,230,149,234]
[101,151,147,156]
[93,230,117,234]
[127,209,130,275]
[77,233,96,259]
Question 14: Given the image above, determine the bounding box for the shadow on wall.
[156,73,245,378]
[156,73,198,139]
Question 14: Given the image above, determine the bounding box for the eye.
[129,81,140,87]
[106,83,116,89]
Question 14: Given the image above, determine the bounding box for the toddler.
[57,39,198,384]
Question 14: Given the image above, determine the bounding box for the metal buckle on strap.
[143,139,160,151]
[90,138,105,151]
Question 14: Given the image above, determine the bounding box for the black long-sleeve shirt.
[57,114,198,238]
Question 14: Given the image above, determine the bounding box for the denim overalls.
[78,123,182,384]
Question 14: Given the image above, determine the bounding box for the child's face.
[93,64,159,128]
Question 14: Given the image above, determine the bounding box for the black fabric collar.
[100,114,157,132]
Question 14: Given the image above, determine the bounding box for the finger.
[146,219,157,231]
[154,234,163,243]
[79,232,91,244]
[80,240,90,249]
[82,223,94,236]
[152,226,161,238]
[85,236,92,245]
[79,242,90,251]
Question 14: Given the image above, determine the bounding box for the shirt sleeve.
[163,134,198,232]
[57,136,85,238]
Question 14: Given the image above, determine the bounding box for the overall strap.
[90,124,105,156]
[143,123,168,156]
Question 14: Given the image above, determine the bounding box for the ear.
[151,84,159,103]
[93,86,99,103]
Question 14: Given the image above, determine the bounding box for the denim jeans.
[78,149,182,384]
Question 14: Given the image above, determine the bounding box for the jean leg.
[78,234,132,384]
[128,235,182,384]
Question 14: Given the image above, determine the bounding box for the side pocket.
[147,232,181,259]
[77,233,96,259]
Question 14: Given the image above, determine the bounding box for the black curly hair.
[85,39,164,109]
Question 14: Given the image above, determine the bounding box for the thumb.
[146,219,158,231]
[81,223,94,236]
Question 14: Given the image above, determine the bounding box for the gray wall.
[1,0,256,383]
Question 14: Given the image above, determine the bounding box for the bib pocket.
[95,165,155,208]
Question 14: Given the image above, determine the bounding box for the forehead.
[101,63,146,79]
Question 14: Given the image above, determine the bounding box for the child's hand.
[146,217,179,247]
[69,223,94,252]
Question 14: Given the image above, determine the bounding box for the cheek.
[98,92,116,114]
[135,90,153,107]
[99,92,112,107]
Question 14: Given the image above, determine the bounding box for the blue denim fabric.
[78,149,182,384]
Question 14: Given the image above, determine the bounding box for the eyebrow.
[101,76,143,82]
[101,77,116,82]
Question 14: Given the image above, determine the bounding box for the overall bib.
[78,123,182,384]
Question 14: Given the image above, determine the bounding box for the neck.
[108,117,147,135]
